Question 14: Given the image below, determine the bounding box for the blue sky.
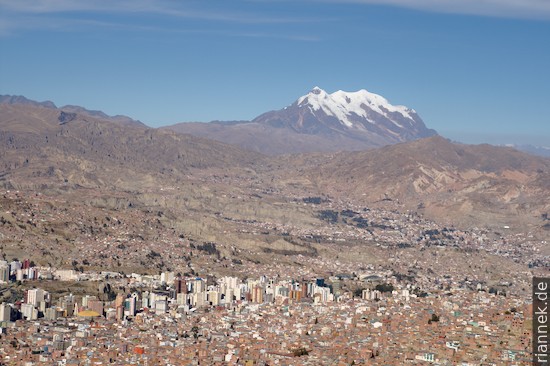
[1,0,549,146]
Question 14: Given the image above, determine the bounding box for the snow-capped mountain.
[298,86,416,128]
[253,87,436,145]
[165,87,437,155]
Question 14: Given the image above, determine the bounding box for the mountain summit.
[254,87,436,143]
[298,86,418,129]
[166,87,437,154]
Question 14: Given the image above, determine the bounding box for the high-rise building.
[9,261,21,275]
[161,271,175,284]
[27,267,38,280]
[115,293,125,308]
[127,295,137,316]
[174,277,186,295]
[116,305,124,322]
[290,290,302,302]
[193,278,206,294]
[27,288,46,306]
[208,290,220,306]
[224,288,234,304]
[58,294,76,317]
[82,295,96,308]
[221,276,240,289]
[301,281,309,298]
[141,291,150,308]
[87,299,104,317]
[252,286,264,303]
[0,262,9,283]
[154,300,167,315]
[21,303,37,320]
[176,292,186,305]
[44,307,57,321]
[0,303,11,322]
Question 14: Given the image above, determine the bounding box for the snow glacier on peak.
[297,87,415,128]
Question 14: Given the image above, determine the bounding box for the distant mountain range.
[0,95,548,232]
[164,87,437,155]
[0,95,146,128]
[0,98,261,192]
[2,92,549,159]
[506,144,550,158]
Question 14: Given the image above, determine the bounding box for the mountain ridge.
[0,102,263,192]
[279,135,550,229]
[165,87,437,155]
[0,94,147,128]
[0,96,548,245]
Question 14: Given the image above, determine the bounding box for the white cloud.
[0,0,317,24]
[0,0,324,40]
[3,0,550,20]
[0,0,326,38]
[0,0,108,13]
[323,0,550,20]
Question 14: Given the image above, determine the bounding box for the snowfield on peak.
[297,87,415,128]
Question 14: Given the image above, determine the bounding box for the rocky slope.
[278,136,550,229]
[0,98,548,279]
[0,103,263,191]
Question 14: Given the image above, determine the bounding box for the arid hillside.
[0,102,548,285]
[0,103,263,192]
[274,136,550,230]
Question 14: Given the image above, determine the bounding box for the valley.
[0,96,547,364]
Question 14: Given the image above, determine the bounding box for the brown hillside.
[0,104,264,191]
[279,136,550,229]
